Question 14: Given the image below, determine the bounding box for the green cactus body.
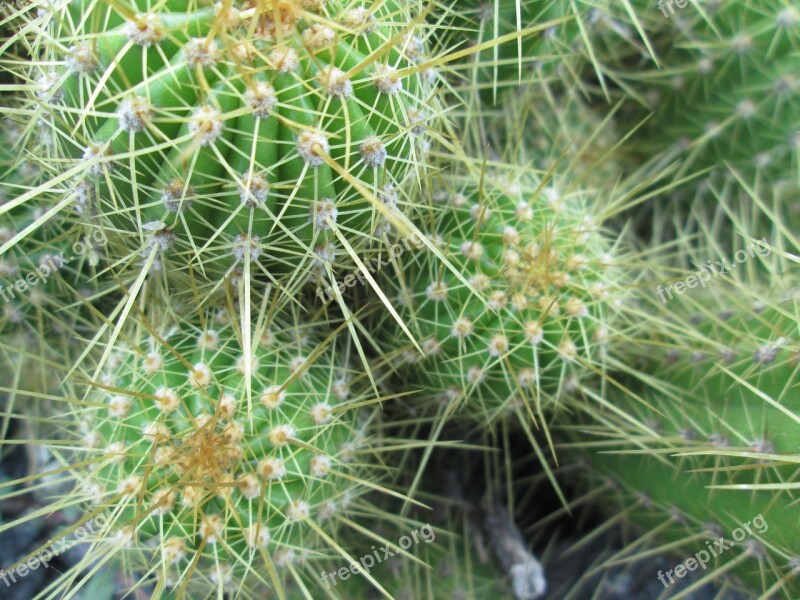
[373,172,620,421]
[567,294,800,596]
[78,315,376,593]
[30,0,436,289]
[619,1,800,182]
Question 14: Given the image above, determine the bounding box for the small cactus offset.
[33,307,409,596]
[370,156,627,426]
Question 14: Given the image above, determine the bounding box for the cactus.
[613,1,800,188]
[548,182,800,597]
[369,157,625,427]
[558,281,800,597]
[0,307,416,597]
[354,122,636,503]
[7,0,440,302]
[2,1,798,598]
